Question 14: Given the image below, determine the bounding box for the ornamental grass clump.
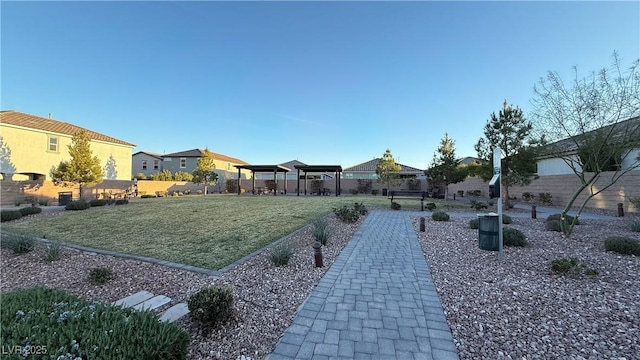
[89,267,113,285]
[311,217,330,245]
[547,213,580,225]
[188,287,234,330]
[629,218,640,232]
[44,240,64,262]
[270,243,295,267]
[604,236,640,256]
[469,218,479,229]
[551,257,598,277]
[1,233,36,254]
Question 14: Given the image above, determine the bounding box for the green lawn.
[2,195,461,270]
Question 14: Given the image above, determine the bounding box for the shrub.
[134,172,147,180]
[18,206,42,216]
[604,236,640,256]
[270,243,294,267]
[390,201,401,210]
[469,199,488,210]
[503,228,527,247]
[354,202,368,215]
[66,199,90,211]
[141,194,156,198]
[173,171,193,182]
[196,190,203,195]
[502,214,512,224]
[1,287,189,360]
[115,199,129,205]
[311,217,331,245]
[551,257,598,276]
[184,189,191,195]
[172,191,179,197]
[469,218,479,229]
[546,219,562,232]
[356,179,373,194]
[547,213,580,225]
[156,190,168,197]
[425,202,437,211]
[457,190,464,197]
[539,192,553,205]
[38,198,49,206]
[350,189,359,195]
[522,192,535,202]
[14,198,23,206]
[89,267,114,285]
[188,287,234,330]
[407,178,421,191]
[90,199,107,207]
[371,189,379,196]
[1,210,22,222]
[629,218,640,232]
[630,196,640,210]
[44,240,64,262]
[333,205,359,223]
[226,180,239,194]
[467,190,482,197]
[432,211,450,222]
[1,233,35,254]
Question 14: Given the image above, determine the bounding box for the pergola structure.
[294,165,343,197]
[234,165,291,195]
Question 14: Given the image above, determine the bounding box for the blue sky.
[2,1,638,170]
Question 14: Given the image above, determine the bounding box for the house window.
[48,136,58,152]
[153,160,159,170]
[180,158,186,168]
[142,160,147,170]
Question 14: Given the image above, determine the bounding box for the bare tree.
[531,52,640,236]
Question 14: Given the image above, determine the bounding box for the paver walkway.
[268,210,459,360]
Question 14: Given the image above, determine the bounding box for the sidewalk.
[268,210,459,360]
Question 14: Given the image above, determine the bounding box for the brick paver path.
[268,210,459,360]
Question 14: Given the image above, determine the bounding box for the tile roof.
[344,158,423,173]
[0,110,135,147]
[163,148,249,165]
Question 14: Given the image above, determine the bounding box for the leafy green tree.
[475,101,543,209]
[426,133,467,200]
[531,52,640,236]
[150,169,173,181]
[192,148,218,195]
[51,130,103,196]
[375,149,402,189]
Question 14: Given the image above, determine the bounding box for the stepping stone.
[159,303,189,323]
[113,291,154,307]
[132,295,171,311]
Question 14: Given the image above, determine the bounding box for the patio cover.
[294,165,343,196]
[234,165,291,195]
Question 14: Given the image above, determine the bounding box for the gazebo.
[234,165,291,195]
[294,165,343,196]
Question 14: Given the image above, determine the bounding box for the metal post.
[313,241,323,267]
[420,217,425,232]
[494,147,503,262]
[531,205,537,219]
[421,199,424,211]
[618,203,624,217]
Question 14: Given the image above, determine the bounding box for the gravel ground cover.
[414,215,640,360]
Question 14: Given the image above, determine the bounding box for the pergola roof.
[294,165,343,172]
[234,165,291,172]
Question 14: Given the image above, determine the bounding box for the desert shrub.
[172,191,179,197]
[469,199,488,210]
[551,257,598,276]
[173,171,193,181]
[629,218,640,232]
[354,202,368,215]
[503,228,527,247]
[546,219,562,232]
[65,199,90,211]
[44,240,64,262]
[502,214,512,224]
[141,194,156,198]
[425,202,437,211]
[604,236,640,256]
[14,198,23,206]
[333,205,360,223]
[184,189,191,195]
[156,190,168,197]
[356,179,372,194]
[269,244,294,267]
[90,199,107,207]
[196,190,203,195]
[547,213,580,225]
[371,189,379,196]
[150,169,173,181]
[350,189,359,195]
[469,218,479,229]
[467,190,482,197]
[226,180,239,194]
[38,198,49,206]
[134,172,147,180]
[115,199,129,205]
[457,190,464,197]
[311,217,330,245]
[539,192,553,205]
[188,287,234,330]
[1,210,22,222]
[18,206,42,216]
[431,211,450,222]
[89,267,113,285]
[1,287,189,360]
[522,192,536,202]
[1,233,35,254]
[390,201,401,210]
[407,178,421,191]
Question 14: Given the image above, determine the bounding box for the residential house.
[131,151,164,178]
[0,110,135,181]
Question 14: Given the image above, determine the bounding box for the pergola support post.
[237,168,241,195]
[297,168,300,196]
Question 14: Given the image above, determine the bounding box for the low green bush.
[390,201,401,210]
[141,194,156,198]
[38,198,49,206]
[1,233,36,254]
[547,213,580,225]
[539,192,553,205]
[115,199,129,205]
[89,267,114,285]
[270,244,294,267]
[502,214,512,224]
[371,189,379,196]
[604,236,640,256]
[629,218,640,232]
[188,287,234,330]
[18,206,42,216]
[551,257,598,276]
[311,217,330,245]
[1,210,22,222]
[333,205,359,223]
[503,227,527,247]
[156,191,168,197]
[349,189,359,195]
[44,240,64,262]
[469,218,479,229]
[425,202,437,211]
[65,199,90,211]
[546,219,562,232]
[431,211,450,222]
[90,199,107,207]
[1,287,189,360]
[469,199,488,210]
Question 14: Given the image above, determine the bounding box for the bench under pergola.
[234,165,291,195]
[294,165,343,196]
